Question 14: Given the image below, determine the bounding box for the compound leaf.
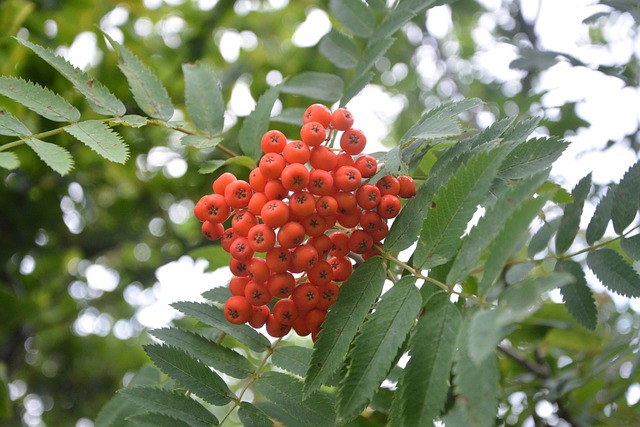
[555,173,592,254]
[0,76,80,122]
[171,301,270,352]
[587,248,640,298]
[390,292,461,427]
[144,344,234,406]
[0,108,31,136]
[65,120,129,163]
[16,38,126,116]
[239,83,281,161]
[498,137,568,179]
[256,372,335,427]
[182,63,224,136]
[126,412,191,427]
[304,256,386,397]
[400,98,482,144]
[0,152,19,170]
[102,32,174,121]
[319,30,360,69]
[415,146,509,269]
[150,328,252,379]
[272,346,313,379]
[621,234,640,260]
[330,0,376,38]
[24,137,73,175]
[119,387,218,427]
[555,260,597,330]
[586,189,614,245]
[385,180,433,251]
[238,402,275,427]
[338,276,421,422]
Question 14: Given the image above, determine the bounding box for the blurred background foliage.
[0,0,638,425]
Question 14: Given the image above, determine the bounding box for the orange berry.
[224,296,252,324]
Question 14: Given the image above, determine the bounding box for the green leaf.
[414,146,509,269]
[198,155,256,174]
[385,179,432,251]
[182,63,224,136]
[449,318,499,427]
[304,257,386,397]
[201,286,232,304]
[65,120,129,163]
[102,32,174,121]
[255,372,335,427]
[0,108,31,136]
[150,328,252,379]
[586,189,614,245]
[144,344,234,406]
[319,30,360,69]
[390,292,461,427]
[330,0,376,38]
[119,387,218,427]
[528,218,560,257]
[16,38,126,116]
[341,70,376,107]
[478,195,549,295]
[272,107,305,126]
[498,137,568,179]
[338,277,421,422]
[181,135,223,149]
[400,98,482,143]
[95,365,162,427]
[272,345,313,378]
[281,72,343,102]
[555,173,592,254]
[171,301,271,352]
[239,84,281,161]
[111,114,148,128]
[24,137,73,175]
[447,172,548,284]
[238,402,275,427]
[555,260,597,330]
[188,245,231,271]
[126,413,192,427]
[0,76,80,122]
[611,160,640,234]
[500,116,542,146]
[621,234,640,260]
[587,248,640,298]
[0,152,19,170]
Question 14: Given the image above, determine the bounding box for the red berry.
[398,175,417,198]
[300,121,326,147]
[303,104,332,128]
[261,130,287,154]
[213,172,237,195]
[331,108,354,131]
[273,298,299,325]
[340,128,366,155]
[224,296,252,324]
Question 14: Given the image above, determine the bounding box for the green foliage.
[2,1,640,426]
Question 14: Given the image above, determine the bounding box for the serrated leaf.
[65,120,129,163]
[238,402,275,427]
[95,365,162,427]
[16,38,126,116]
[555,260,597,330]
[319,30,360,69]
[102,32,174,120]
[281,72,343,102]
[555,173,592,254]
[239,84,281,161]
[181,135,222,149]
[390,292,461,427]
[272,345,313,378]
[111,114,148,128]
[330,0,376,38]
[304,257,386,397]
[150,327,252,379]
[0,108,31,136]
[400,98,482,144]
[341,70,376,107]
[586,189,613,245]
[126,412,192,427]
[24,137,73,175]
[611,160,640,234]
[448,172,548,283]
[338,277,421,422]
[479,195,549,296]
[621,234,640,260]
[414,146,509,269]
[498,137,568,179]
[198,155,256,174]
[385,179,433,251]
[144,344,234,406]
[119,387,218,427]
[0,152,20,170]
[450,318,499,427]
[255,372,335,427]
[201,286,232,304]
[500,116,542,146]
[587,248,640,298]
[0,76,80,122]
[528,218,560,257]
[171,301,270,352]
[183,63,224,136]
[272,107,305,126]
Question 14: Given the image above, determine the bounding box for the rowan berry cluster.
[194,104,416,340]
